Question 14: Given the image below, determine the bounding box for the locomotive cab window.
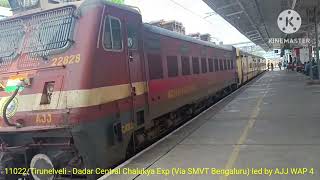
[103,16,123,51]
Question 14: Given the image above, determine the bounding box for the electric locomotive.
[0,0,265,179]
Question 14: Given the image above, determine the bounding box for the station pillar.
[316,5,320,79]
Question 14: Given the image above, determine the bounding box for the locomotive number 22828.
[51,54,81,66]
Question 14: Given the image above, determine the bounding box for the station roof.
[203,0,320,51]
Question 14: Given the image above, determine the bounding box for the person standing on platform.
[304,61,310,75]
[278,61,282,70]
[267,63,270,71]
[271,63,274,71]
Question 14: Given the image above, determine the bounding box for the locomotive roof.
[80,0,141,15]
[2,0,140,19]
[143,23,233,52]
[103,1,141,14]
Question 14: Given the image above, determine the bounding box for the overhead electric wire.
[168,0,205,20]
[167,0,220,41]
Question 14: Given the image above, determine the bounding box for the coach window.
[228,60,231,70]
[201,58,207,73]
[192,57,200,74]
[226,60,229,70]
[224,59,227,70]
[219,59,223,71]
[208,58,214,72]
[214,59,219,71]
[231,60,234,69]
[167,56,178,77]
[103,16,123,51]
[181,56,191,75]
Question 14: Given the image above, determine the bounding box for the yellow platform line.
[219,83,270,180]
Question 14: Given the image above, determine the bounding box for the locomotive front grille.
[23,6,75,58]
[0,6,75,64]
[0,19,24,64]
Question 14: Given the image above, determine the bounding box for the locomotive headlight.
[40,82,55,104]
[47,83,54,93]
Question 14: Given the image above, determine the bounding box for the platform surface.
[99,71,320,180]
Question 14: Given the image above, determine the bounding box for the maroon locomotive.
[0,0,263,179]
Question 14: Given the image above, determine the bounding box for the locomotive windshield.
[0,6,75,63]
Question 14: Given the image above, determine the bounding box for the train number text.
[51,54,81,66]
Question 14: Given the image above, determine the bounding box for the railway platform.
[99,71,320,180]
